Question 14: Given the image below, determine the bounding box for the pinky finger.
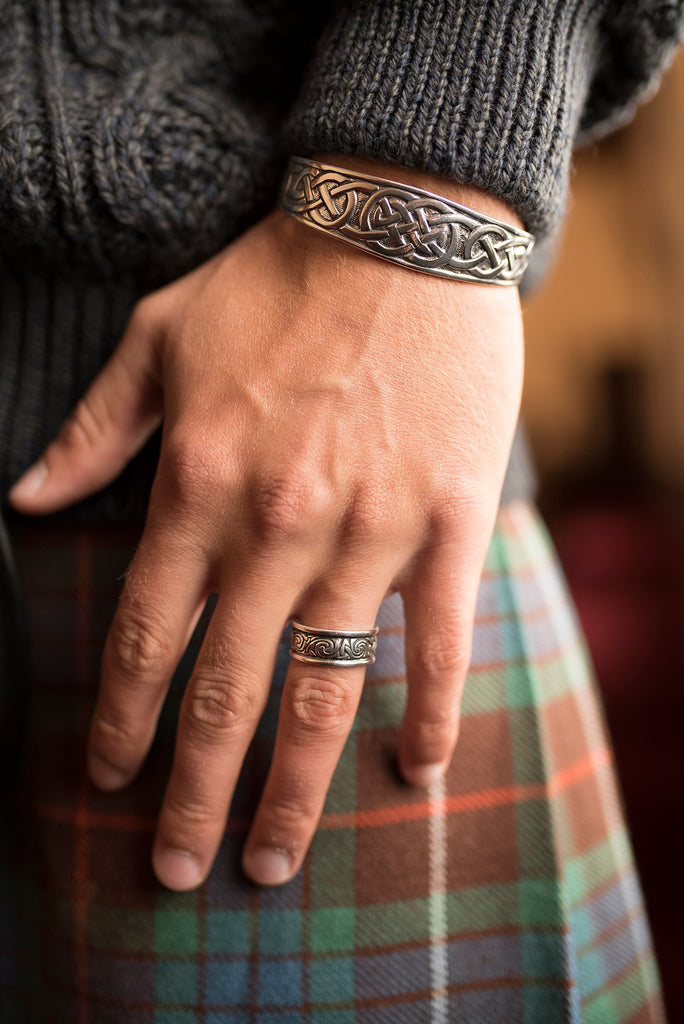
[398,541,482,787]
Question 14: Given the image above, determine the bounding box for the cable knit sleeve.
[285,0,684,240]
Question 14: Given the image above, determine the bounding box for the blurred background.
[522,47,684,1023]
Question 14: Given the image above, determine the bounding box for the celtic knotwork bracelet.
[278,157,535,286]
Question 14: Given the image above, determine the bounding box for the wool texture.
[0,0,683,520]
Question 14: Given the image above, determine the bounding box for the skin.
[9,157,525,891]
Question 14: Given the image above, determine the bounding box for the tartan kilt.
[0,500,665,1023]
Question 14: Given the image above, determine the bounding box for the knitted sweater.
[1,0,683,522]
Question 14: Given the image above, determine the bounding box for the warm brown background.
[522,48,684,1023]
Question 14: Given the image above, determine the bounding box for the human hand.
[9,166,524,890]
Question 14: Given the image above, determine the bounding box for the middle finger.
[151,566,298,891]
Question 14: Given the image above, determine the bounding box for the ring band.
[289,621,378,667]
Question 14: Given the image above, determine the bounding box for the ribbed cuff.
[0,264,157,525]
[286,0,605,240]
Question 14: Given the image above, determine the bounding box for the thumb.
[8,298,164,515]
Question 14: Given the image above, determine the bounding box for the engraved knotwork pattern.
[290,625,377,665]
[280,159,535,285]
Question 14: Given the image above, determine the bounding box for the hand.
[9,165,524,890]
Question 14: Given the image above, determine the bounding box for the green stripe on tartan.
[446,884,522,931]
[484,511,553,575]
[311,1010,355,1023]
[155,908,200,955]
[322,732,358,815]
[310,958,355,1005]
[509,704,553,786]
[582,951,660,1024]
[156,961,198,1004]
[258,909,303,953]
[460,666,509,715]
[310,831,356,938]
[206,911,251,953]
[523,984,572,1021]
[517,802,570,901]
[309,908,355,953]
[320,885,530,949]
[501,646,589,710]
[355,897,431,947]
[354,683,405,731]
[564,829,633,909]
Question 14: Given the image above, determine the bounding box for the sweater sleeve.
[285,0,684,241]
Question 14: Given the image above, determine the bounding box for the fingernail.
[153,847,203,891]
[403,762,446,788]
[243,847,292,886]
[9,459,48,502]
[89,754,130,791]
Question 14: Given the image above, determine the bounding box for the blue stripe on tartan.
[206,911,251,953]
[366,566,579,683]
[522,932,573,980]
[156,961,197,1004]
[310,957,354,1003]
[204,1014,250,1024]
[354,946,431,999]
[205,958,251,1004]
[256,958,304,1006]
[448,932,523,983]
[258,1015,308,1024]
[570,868,643,952]
[449,988,526,1021]
[577,908,652,1001]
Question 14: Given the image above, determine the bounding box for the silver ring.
[289,621,378,667]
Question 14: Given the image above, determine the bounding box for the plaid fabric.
[0,501,665,1023]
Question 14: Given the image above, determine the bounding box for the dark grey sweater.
[1,0,683,521]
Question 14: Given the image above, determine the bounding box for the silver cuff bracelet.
[278,157,535,286]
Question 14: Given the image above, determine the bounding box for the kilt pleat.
[0,501,665,1023]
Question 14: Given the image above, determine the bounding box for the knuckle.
[163,791,219,832]
[91,709,140,759]
[263,792,312,838]
[412,708,458,745]
[161,433,221,509]
[430,483,492,538]
[108,607,170,680]
[286,673,357,733]
[343,484,395,544]
[411,634,471,680]
[187,676,253,739]
[251,475,327,543]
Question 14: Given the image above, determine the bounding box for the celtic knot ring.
[279,157,535,286]
[289,621,378,667]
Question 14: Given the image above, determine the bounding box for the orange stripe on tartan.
[29,747,612,837]
[320,746,612,830]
